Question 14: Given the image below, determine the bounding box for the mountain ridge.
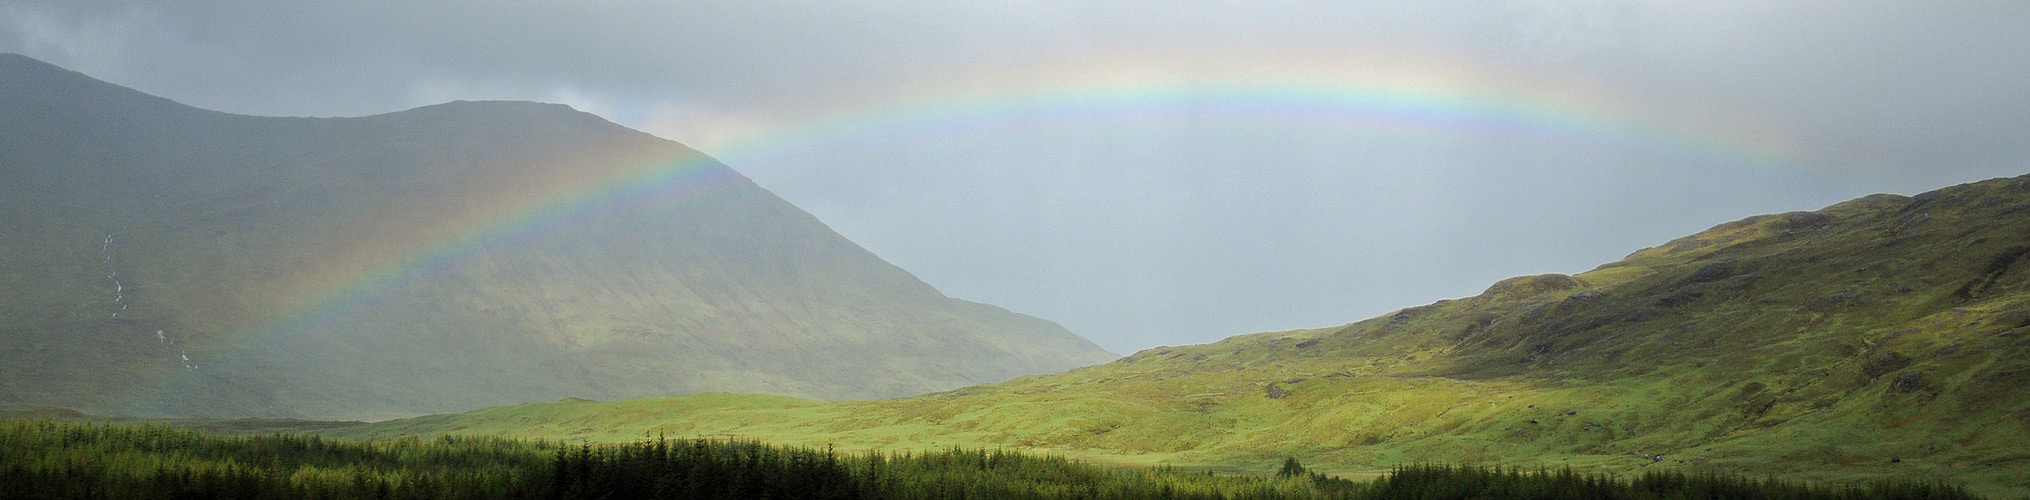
[0,54,1116,420]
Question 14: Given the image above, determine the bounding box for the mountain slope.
[0,54,1115,420]
[346,175,2030,496]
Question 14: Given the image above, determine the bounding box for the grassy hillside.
[0,53,1114,420]
[340,175,2030,497]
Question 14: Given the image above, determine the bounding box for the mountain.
[0,54,1115,420]
[343,175,2030,496]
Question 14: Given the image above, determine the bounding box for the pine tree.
[1275,457,1304,478]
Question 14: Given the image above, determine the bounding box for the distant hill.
[0,54,1115,420]
[343,175,2030,496]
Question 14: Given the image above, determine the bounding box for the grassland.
[2,420,1979,500]
[333,175,2030,498]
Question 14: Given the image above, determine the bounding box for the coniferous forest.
[0,421,1982,500]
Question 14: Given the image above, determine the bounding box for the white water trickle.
[98,234,190,370]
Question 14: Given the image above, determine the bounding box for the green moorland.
[336,175,2030,497]
[0,420,1979,500]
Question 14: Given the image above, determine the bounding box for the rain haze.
[6,1,2027,354]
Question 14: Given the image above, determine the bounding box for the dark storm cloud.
[6,1,2028,353]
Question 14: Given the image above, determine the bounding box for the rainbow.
[728,85,1793,174]
[234,66,1799,354]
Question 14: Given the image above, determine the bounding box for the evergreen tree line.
[0,421,1982,500]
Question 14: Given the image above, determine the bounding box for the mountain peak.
[397,99,592,120]
[0,55,1115,420]
[0,52,67,73]
[364,99,645,140]
[0,53,188,114]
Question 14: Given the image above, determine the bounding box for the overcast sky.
[7,1,2028,354]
